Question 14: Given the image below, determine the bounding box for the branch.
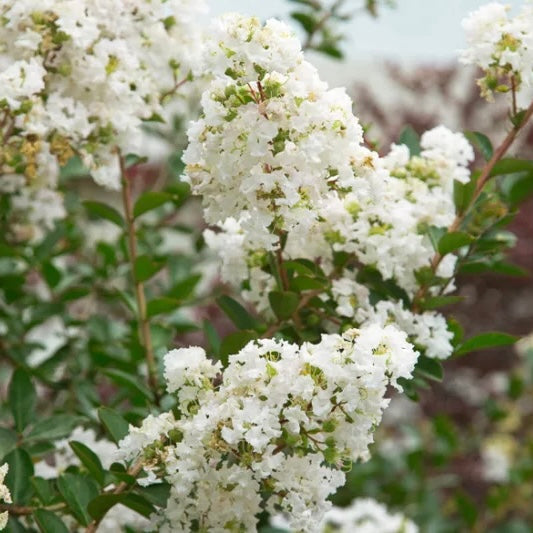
[118,151,160,401]
[412,98,533,311]
[85,460,144,533]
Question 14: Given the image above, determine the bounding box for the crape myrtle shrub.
[1,1,533,532]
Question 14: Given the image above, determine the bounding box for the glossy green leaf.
[398,125,421,156]
[41,261,62,289]
[465,131,493,161]
[415,355,444,382]
[69,441,105,485]
[83,201,124,228]
[32,478,56,506]
[490,158,533,176]
[455,332,517,356]
[98,407,129,444]
[290,276,327,292]
[34,509,69,533]
[102,369,153,402]
[168,274,201,300]
[146,297,181,318]
[88,493,155,521]
[217,295,260,330]
[4,448,34,504]
[58,473,99,526]
[137,483,171,507]
[454,175,477,214]
[268,291,300,321]
[421,295,463,310]
[8,369,36,432]
[438,232,473,255]
[219,330,258,366]
[204,320,221,354]
[290,12,316,33]
[134,255,166,282]
[501,171,533,207]
[0,427,17,459]
[133,191,174,218]
[27,415,80,442]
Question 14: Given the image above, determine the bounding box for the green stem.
[118,151,160,402]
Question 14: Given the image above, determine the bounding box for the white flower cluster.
[460,2,533,104]
[322,498,418,533]
[119,327,418,532]
[0,463,10,530]
[272,498,418,533]
[0,0,206,194]
[189,15,473,360]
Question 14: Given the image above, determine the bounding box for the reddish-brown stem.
[160,77,189,102]
[412,98,533,311]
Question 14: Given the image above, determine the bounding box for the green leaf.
[438,232,473,255]
[98,407,130,444]
[421,295,463,310]
[41,261,62,289]
[69,441,105,485]
[490,158,533,176]
[27,415,80,442]
[103,369,153,402]
[268,291,300,321]
[168,274,201,300]
[133,191,174,218]
[217,295,260,330]
[4,448,34,504]
[448,318,464,347]
[137,483,171,507]
[455,491,478,527]
[398,125,421,156]
[290,11,316,33]
[315,43,343,59]
[146,297,181,318]
[455,332,517,356]
[8,369,36,432]
[219,330,258,366]
[34,509,69,533]
[32,478,56,506]
[134,255,166,282]
[464,131,493,161]
[204,320,221,354]
[283,260,317,276]
[83,201,124,228]
[454,175,477,214]
[88,493,155,521]
[58,473,99,526]
[415,355,444,381]
[0,427,17,459]
[60,286,91,301]
[290,276,327,292]
[501,171,533,207]
[427,226,446,252]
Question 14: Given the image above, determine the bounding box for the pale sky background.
[207,0,524,62]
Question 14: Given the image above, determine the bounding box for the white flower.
[460,2,533,102]
[322,498,419,533]
[481,435,515,482]
[0,0,208,189]
[119,328,418,531]
[0,463,12,531]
